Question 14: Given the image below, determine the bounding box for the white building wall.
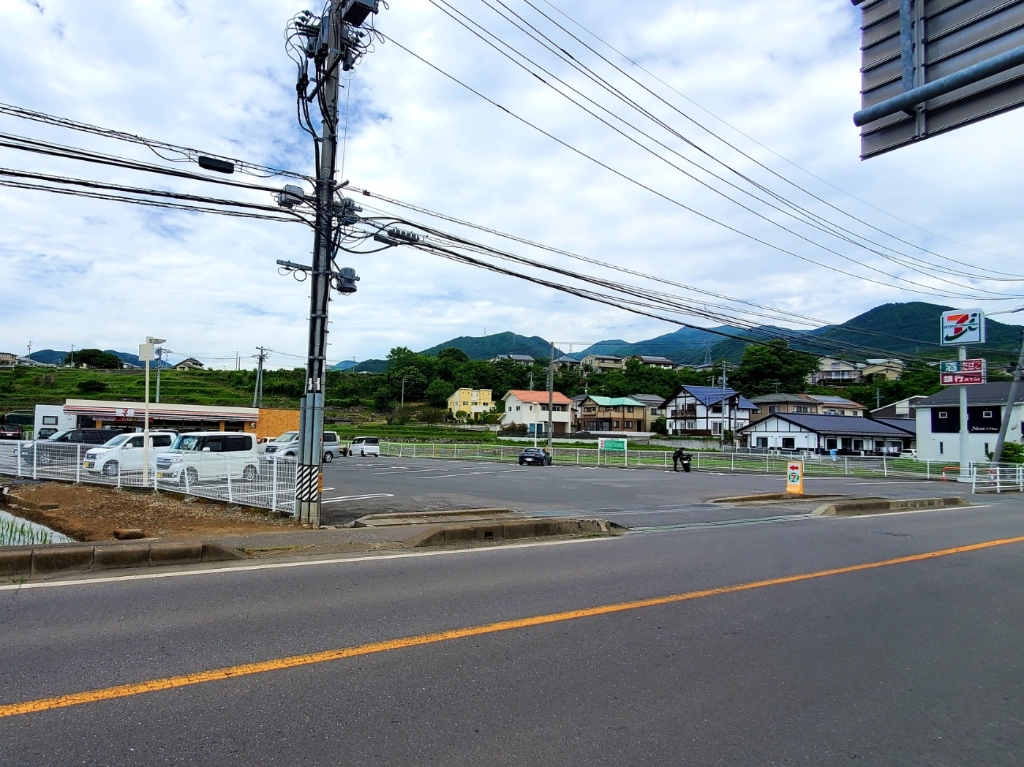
[915,405,1024,463]
[501,397,572,433]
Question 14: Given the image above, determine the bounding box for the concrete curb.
[406,518,624,547]
[814,496,968,517]
[712,493,848,504]
[354,508,513,526]
[0,540,246,579]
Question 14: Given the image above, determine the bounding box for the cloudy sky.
[2,0,1024,369]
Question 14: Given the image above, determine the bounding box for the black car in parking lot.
[518,447,552,466]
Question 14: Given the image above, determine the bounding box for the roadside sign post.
[599,438,628,467]
[940,310,986,481]
[786,460,804,495]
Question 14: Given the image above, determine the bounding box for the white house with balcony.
[662,385,757,436]
[501,390,573,436]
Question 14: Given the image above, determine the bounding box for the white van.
[263,430,342,461]
[154,432,260,487]
[83,431,176,476]
[347,436,380,457]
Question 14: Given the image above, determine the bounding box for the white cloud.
[1,0,1023,369]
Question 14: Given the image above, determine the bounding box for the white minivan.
[155,432,261,487]
[347,436,380,457]
[83,431,176,476]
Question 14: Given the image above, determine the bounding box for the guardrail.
[380,442,942,480]
[0,441,296,513]
[971,465,1024,493]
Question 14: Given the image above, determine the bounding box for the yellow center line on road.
[3,533,1023,720]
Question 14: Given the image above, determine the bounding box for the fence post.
[75,444,81,484]
[731,453,735,472]
[765,454,769,474]
[926,461,930,480]
[696,452,701,470]
[433,444,436,458]
[16,441,23,478]
[117,458,122,489]
[577,449,580,465]
[883,456,888,478]
[844,457,849,476]
[271,455,278,512]
[971,467,976,493]
[32,442,37,480]
[226,455,234,503]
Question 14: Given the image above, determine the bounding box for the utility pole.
[547,340,554,452]
[958,345,971,480]
[26,341,31,360]
[69,344,75,368]
[719,362,728,449]
[154,347,166,403]
[287,0,380,526]
[876,388,881,409]
[400,376,406,409]
[992,331,1024,464]
[253,346,268,408]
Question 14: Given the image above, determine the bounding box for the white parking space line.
[372,467,452,476]
[419,469,528,479]
[321,493,395,504]
[846,481,938,485]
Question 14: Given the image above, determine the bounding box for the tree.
[77,379,108,394]
[76,349,122,369]
[730,341,818,397]
[425,379,455,408]
[651,416,668,435]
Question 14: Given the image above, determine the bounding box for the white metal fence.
[380,441,954,480]
[0,440,296,513]
[971,464,1024,493]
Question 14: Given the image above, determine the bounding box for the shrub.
[77,379,108,394]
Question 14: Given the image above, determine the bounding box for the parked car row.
[9,428,383,485]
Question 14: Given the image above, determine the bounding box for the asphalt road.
[2,499,1023,764]
[319,455,994,528]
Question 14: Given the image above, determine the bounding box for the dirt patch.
[2,482,297,542]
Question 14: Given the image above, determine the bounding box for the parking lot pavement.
[318,456,994,528]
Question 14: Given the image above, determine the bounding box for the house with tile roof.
[575,395,648,433]
[739,413,913,454]
[662,385,757,437]
[501,390,573,436]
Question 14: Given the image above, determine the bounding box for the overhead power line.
[378,31,1023,303]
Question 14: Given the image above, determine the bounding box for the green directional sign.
[599,438,627,452]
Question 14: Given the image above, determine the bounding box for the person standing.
[673,447,685,472]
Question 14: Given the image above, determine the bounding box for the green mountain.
[418,332,563,360]
[572,325,748,363]
[805,302,1020,360]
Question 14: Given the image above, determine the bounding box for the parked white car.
[154,432,261,487]
[347,436,380,457]
[263,430,342,462]
[83,431,176,476]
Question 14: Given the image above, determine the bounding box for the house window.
[516,406,520,411]
[794,406,809,413]
[768,405,779,414]
[938,412,948,419]
[712,422,722,434]
[756,437,768,448]
[583,407,596,413]
[627,407,634,414]
[712,405,722,414]
[782,437,795,449]
[613,421,619,428]
[625,421,633,428]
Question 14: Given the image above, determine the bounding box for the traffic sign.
[598,438,627,452]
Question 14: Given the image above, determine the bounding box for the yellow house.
[447,388,494,419]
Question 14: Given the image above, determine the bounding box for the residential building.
[739,413,913,454]
[580,354,625,373]
[0,352,17,367]
[630,393,668,424]
[446,388,494,419]
[576,395,647,432]
[553,355,581,371]
[862,358,905,381]
[870,395,926,420]
[501,390,573,435]
[801,394,866,417]
[174,357,205,371]
[913,383,1024,463]
[749,394,820,423]
[629,355,676,369]
[810,357,863,385]
[491,354,535,364]
[662,385,757,437]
